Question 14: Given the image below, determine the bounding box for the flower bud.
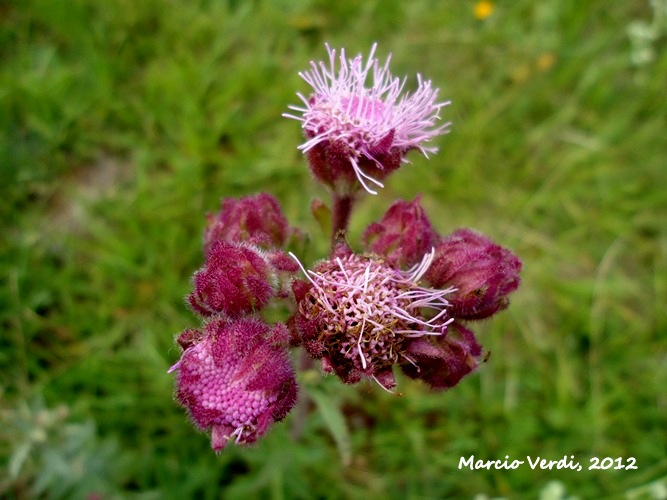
[401,322,482,390]
[204,193,291,253]
[188,241,275,318]
[363,196,439,268]
[425,228,521,320]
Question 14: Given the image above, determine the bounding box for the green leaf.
[310,198,332,238]
[309,388,352,467]
[9,442,32,479]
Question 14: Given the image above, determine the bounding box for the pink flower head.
[289,243,454,392]
[425,228,522,320]
[170,317,298,452]
[188,241,275,318]
[204,193,292,254]
[363,195,439,268]
[284,43,450,195]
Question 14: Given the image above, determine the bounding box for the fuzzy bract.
[204,193,292,254]
[425,228,522,320]
[400,322,482,389]
[188,241,276,318]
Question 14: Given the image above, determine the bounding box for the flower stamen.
[294,250,453,377]
[284,44,450,194]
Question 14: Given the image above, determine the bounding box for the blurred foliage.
[1,0,666,498]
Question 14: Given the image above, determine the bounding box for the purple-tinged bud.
[170,317,298,452]
[204,193,291,253]
[265,250,300,299]
[363,196,439,268]
[401,322,482,390]
[188,241,275,318]
[266,250,300,274]
[425,228,522,320]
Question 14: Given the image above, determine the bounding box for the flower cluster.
[289,197,521,391]
[170,44,522,452]
[170,194,300,451]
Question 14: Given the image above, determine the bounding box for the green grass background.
[1,0,665,498]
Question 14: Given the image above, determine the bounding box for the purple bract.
[204,193,292,254]
[425,228,522,320]
[188,241,275,318]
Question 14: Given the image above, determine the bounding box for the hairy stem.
[331,194,355,247]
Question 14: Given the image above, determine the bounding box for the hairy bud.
[363,196,439,268]
[426,229,522,320]
[204,193,292,253]
[188,241,275,318]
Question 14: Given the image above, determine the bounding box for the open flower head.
[290,243,455,391]
[170,317,297,452]
[285,43,450,195]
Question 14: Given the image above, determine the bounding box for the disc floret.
[170,317,297,452]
